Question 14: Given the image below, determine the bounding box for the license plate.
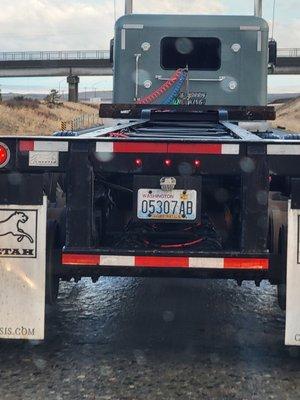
[137,189,197,221]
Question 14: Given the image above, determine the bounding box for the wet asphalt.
[0,277,299,400]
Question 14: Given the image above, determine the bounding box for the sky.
[0,0,299,94]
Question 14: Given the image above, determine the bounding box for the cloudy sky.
[0,0,299,93]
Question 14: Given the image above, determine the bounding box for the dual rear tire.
[269,204,287,311]
[277,226,287,311]
[45,220,61,305]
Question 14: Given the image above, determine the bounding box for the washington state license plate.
[137,189,197,221]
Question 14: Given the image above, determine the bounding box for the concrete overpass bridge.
[0,48,299,101]
[271,48,300,75]
[0,50,112,101]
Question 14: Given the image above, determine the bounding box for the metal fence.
[0,50,110,62]
[59,114,103,132]
[70,113,103,132]
[277,48,300,57]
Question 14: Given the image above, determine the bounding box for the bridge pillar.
[67,75,80,102]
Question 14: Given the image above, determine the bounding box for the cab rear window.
[161,37,221,71]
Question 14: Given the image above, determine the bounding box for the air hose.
[137,69,184,105]
[162,70,187,105]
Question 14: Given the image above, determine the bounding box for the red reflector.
[224,258,269,270]
[168,143,222,154]
[114,142,168,153]
[135,158,142,167]
[135,256,189,268]
[19,140,34,152]
[0,143,10,167]
[194,160,201,168]
[62,254,99,266]
[164,159,172,167]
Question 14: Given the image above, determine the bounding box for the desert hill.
[273,96,300,132]
[0,96,299,135]
[0,99,101,135]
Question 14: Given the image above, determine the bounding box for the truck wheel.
[46,220,60,305]
[277,226,287,311]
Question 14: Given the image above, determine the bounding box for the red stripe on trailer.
[223,258,269,270]
[62,254,269,270]
[62,254,99,266]
[114,142,168,153]
[168,143,222,154]
[19,140,34,152]
[96,142,239,155]
[135,256,189,268]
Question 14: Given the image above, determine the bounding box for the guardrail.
[0,50,110,62]
[277,48,300,57]
[0,48,298,62]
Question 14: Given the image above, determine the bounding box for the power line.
[271,0,276,39]
[114,0,117,22]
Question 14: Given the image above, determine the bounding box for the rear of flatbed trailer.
[1,1,300,346]
[0,104,300,345]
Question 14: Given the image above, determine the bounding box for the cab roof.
[116,14,269,31]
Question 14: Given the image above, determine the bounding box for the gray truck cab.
[113,14,269,106]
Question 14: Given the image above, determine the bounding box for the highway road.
[0,277,299,400]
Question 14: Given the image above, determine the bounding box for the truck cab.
[113,14,269,106]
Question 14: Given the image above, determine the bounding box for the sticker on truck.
[0,209,37,258]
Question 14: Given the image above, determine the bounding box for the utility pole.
[254,0,263,17]
[125,0,133,14]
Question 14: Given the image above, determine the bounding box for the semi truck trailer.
[0,0,300,345]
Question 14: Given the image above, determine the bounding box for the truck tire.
[277,226,287,311]
[45,220,60,305]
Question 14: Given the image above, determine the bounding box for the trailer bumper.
[62,252,269,270]
[60,249,270,281]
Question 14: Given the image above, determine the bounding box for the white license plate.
[137,189,197,220]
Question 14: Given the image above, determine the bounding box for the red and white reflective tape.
[19,140,69,152]
[96,142,239,155]
[62,254,269,270]
[19,140,69,167]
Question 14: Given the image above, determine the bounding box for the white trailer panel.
[0,197,47,340]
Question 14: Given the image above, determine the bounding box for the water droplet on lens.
[239,157,255,173]
[163,310,175,322]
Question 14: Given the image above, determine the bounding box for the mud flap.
[285,201,300,345]
[0,197,47,340]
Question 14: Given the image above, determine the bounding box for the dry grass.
[272,97,300,132]
[0,100,101,135]
[0,96,299,136]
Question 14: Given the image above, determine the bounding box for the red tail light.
[135,158,143,167]
[164,159,172,167]
[0,143,10,168]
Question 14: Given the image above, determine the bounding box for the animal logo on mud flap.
[0,211,34,243]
